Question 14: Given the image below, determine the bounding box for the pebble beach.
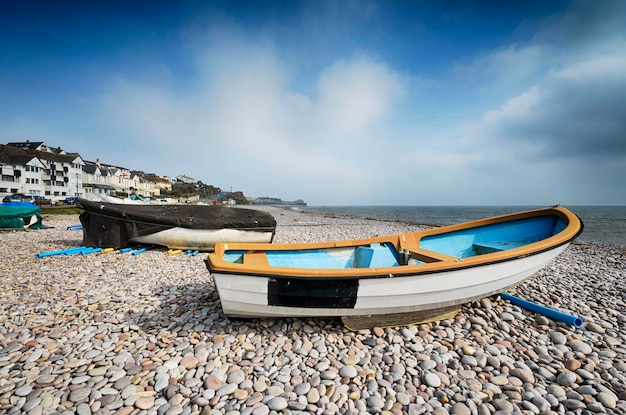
[1,206,625,415]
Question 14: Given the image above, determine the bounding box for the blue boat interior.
[223,215,567,269]
[419,215,565,258]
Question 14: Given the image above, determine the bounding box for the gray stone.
[339,365,358,378]
[556,372,577,387]
[568,339,592,354]
[547,384,566,398]
[320,370,337,380]
[550,331,567,345]
[121,384,137,399]
[532,395,551,412]
[22,397,42,412]
[251,404,270,415]
[396,392,411,406]
[69,387,92,403]
[76,402,92,415]
[15,384,33,397]
[509,368,534,384]
[154,374,169,392]
[521,400,540,414]
[492,399,514,412]
[563,399,586,409]
[215,383,237,396]
[367,396,385,410]
[584,322,605,333]
[267,397,288,411]
[227,369,245,385]
[450,402,471,415]
[424,373,441,388]
[294,383,310,395]
[596,392,617,409]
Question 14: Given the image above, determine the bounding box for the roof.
[0,144,84,165]
[6,141,45,150]
[0,152,39,166]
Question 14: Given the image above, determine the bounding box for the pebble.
[556,371,577,387]
[509,368,535,384]
[568,339,593,355]
[307,387,320,403]
[0,210,624,415]
[339,365,359,378]
[424,373,442,388]
[267,397,288,411]
[597,392,617,408]
[451,403,471,415]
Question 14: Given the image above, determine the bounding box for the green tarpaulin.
[0,203,44,229]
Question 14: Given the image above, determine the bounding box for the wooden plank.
[408,249,459,263]
[243,252,270,266]
[342,305,460,330]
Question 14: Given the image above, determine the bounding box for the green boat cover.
[0,203,44,229]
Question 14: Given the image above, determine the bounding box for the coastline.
[292,205,626,247]
[1,207,625,414]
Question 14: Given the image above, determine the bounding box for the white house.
[1,142,85,200]
[81,161,116,199]
[2,141,176,202]
[176,174,196,184]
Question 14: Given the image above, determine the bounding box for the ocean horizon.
[298,205,625,247]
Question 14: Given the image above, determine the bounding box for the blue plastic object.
[131,246,153,256]
[79,247,102,255]
[66,225,83,230]
[500,292,583,328]
[36,246,87,258]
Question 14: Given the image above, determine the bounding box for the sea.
[299,205,626,247]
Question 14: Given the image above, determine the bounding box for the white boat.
[205,206,583,322]
[100,195,146,204]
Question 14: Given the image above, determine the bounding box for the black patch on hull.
[268,278,359,308]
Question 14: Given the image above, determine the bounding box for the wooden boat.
[205,206,583,322]
[76,200,276,250]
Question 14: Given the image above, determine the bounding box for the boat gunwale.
[206,206,584,280]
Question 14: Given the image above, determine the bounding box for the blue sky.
[1,1,625,205]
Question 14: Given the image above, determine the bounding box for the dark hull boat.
[77,200,276,250]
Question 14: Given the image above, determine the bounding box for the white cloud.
[472,50,626,160]
[554,53,626,83]
[314,58,405,139]
[452,44,546,88]
[481,87,544,127]
[95,36,406,202]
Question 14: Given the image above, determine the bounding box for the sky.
[1,0,625,206]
